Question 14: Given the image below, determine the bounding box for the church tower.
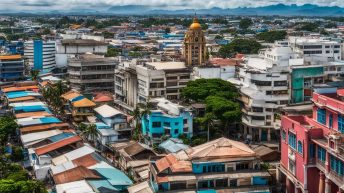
[183,16,207,66]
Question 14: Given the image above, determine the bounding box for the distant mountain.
[107,4,344,16]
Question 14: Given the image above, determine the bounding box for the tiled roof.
[72,98,96,107]
[186,137,255,161]
[20,123,69,134]
[93,93,113,102]
[53,166,101,184]
[155,154,192,173]
[35,135,82,156]
[15,111,51,118]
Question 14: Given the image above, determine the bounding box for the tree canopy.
[0,116,17,145]
[296,22,319,32]
[239,18,253,29]
[256,30,287,43]
[218,39,262,58]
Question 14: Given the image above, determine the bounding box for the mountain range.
[106,4,344,16]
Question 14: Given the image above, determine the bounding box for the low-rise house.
[149,137,271,192]
[141,98,193,145]
[159,138,190,154]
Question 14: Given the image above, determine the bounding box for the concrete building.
[136,61,191,103]
[68,54,117,93]
[279,87,344,193]
[183,17,207,66]
[229,46,297,142]
[55,39,108,68]
[24,40,56,72]
[289,36,342,61]
[141,98,193,145]
[0,55,24,81]
[150,137,271,192]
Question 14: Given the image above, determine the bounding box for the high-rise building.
[183,17,207,66]
[0,55,24,81]
[24,40,56,72]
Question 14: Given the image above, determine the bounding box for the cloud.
[0,0,343,11]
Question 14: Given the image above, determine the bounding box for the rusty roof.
[155,154,192,173]
[20,123,69,134]
[15,111,52,119]
[8,96,37,102]
[61,90,81,100]
[123,142,146,156]
[72,154,99,168]
[2,85,38,93]
[35,135,82,156]
[72,98,96,107]
[53,166,101,184]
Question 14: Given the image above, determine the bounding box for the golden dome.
[189,17,201,30]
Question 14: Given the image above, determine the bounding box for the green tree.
[0,116,17,145]
[256,31,287,43]
[11,146,24,162]
[105,47,120,57]
[80,124,98,143]
[129,106,142,141]
[296,22,319,32]
[218,39,261,58]
[165,27,171,34]
[30,70,40,81]
[239,18,253,29]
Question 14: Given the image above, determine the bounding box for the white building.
[289,36,342,61]
[24,40,56,72]
[229,46,298,142]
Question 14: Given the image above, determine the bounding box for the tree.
[105,47,120,57]
[218,39,261,58]
[325,22,337,28]
[239,18,253,29]
[80,124,98,143]
[296,22,319,32]
[181,79,239,102]
[214,35,223,40]
[165,27,171,34]
[30,70,40,81]
[256,31,287,43]
[0,116,17,146]
[129,106,142,141]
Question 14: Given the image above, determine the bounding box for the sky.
[0,0,344,12]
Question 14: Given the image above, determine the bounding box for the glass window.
[288,132,297,149]
[330,155,344,176]
[338,115,344,133]
[317,146,326,163]
[317,108,326,125]
[281,130,286,141]
[152,122,161,128]
[298,141,303,154]
[329,114,333,128]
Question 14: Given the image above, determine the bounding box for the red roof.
[35,136,82,156]
[53,166,101,184]
[93,93,113,102]
[337,89,344,97]
[209,58,242,66]
[72,154,98,168]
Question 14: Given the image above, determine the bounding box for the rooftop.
[53,166,101,184]
[0,55,22,60]
[35,135,82,156]
[145,61,186,70]
[61,39,107,46]
[94,104,123,118]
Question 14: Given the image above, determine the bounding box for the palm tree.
[129,106,142,141]
[80,124,98,144]
[196,112,215,142]
[30,70,40,81]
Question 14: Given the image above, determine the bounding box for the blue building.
[141,98,193,146]
[24,40,56,72]
[6,41,24,55]
[149,137,271,192]
[0,55,25,81]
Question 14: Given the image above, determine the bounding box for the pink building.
[279,88,344,193]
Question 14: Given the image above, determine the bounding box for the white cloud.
[0,0,343,11]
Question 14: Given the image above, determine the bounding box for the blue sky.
[0,0,343,12]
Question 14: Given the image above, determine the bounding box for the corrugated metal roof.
[20,123,69,134]
[49,132,75,142]
[21,129,62,145]
[94,104,123,118]
[17,117,61,126]
[15,111,51,118]
[53,166,101,184]
[35,135,82,156]
[6,91,41,99]
[61,91,82,100]
[72,98,96,107]
[8,96,36,102]
[0,55,21,60]
[87,180,119,192]
[55,180,96,193]
[52,145,95,165]
[93,167,133,186]
[2,85,38,93]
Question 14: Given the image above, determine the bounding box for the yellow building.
[183,17,207,66]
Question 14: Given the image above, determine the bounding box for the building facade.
[24,40,56,72]
[141,98,193,145]
[0,55,24,81]
[68,54,117,93]
[279,87,344,193]
[183,17,207,66]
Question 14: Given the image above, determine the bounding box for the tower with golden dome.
[183,16,207,66]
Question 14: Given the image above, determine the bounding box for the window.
[309,143,315,158]
[339,115,344,133]
[175,122,179,126]
[174,129,179,134]
[163,122,170,127]
[317,146,326,163]
[252,116,265,121]
[274,81,288,86]
[330,155,344,176]
[215,179,228,187]
[252,107,263,112]
[152,122,161,128]
[282,130,286,141]
[288,132,296,149]
[236,162,249,170]
[317,108,326,125]
[230,179,237,187]
[329,114,333,128]
[297,141,303,154]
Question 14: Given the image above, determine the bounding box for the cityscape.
[1,1,344,193]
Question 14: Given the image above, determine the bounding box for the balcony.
[312,92,344,114]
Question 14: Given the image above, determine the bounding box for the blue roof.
[93,167,133,186]
[87,180,119,192]
[159,138,190,153]
[95,122,111,129]
[6,91,30,99]
[14,105,46,112]
[48,133,75,142]
[70,95,84,102]
[197,190,217,193]
[40,117,61,124]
